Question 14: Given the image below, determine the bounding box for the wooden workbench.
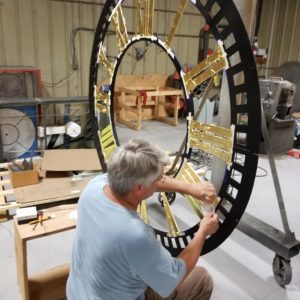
[14,204,77,300]
[0,156,99,221]
[101,74,183,130]
[116,85,182,130]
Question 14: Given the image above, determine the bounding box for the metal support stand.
[237,102,300,286]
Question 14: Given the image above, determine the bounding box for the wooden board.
[29,264,70,300]
[15,204,77,241]
[13,176,92,204]
[0,156,97,220]
[114,74,169,89]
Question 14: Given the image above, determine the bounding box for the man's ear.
[132,184,143,192]
[132,184,144,197]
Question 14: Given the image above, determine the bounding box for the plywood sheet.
[14,176,93,204]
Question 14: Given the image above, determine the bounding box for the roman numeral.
[184,42,228,94]
[188,117,234,166]
[99,125,117,161]
[94,85,110,114]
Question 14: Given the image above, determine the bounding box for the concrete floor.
[1,119,300,300]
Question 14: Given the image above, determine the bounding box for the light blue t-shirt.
[67,174,186,300]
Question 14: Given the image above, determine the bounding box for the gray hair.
[107,139,170,197]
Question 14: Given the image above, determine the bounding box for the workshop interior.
[0,0,300,299]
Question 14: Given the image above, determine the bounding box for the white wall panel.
[0,0,221,97]
[0,0,20,65]
[258,0,300,75]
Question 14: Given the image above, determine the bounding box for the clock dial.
[89,0,261,256]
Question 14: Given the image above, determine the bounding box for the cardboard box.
[41,149,102,177]
[11,150,102,204]
[9,166,39,188]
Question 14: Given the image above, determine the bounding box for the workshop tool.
[9,160,24,172]
[32,211,43,230]
[29,214,56,226]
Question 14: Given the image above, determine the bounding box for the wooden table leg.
[14,220,29,300]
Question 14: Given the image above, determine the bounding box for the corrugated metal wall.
[258,0,300,77]
[0,0,209,98]
[2,0,300,97]
[0,0,102,97]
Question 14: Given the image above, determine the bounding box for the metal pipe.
[265,0,279,78]
[260,101,293,236]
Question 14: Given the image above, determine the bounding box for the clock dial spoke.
[165,0,189,48]
[161,192,183,238]
[177,161,220,219]
[137,200,149,224]
[166,77,214,176]
[111,5,129,52]
[135,0,154,36]
[97,44,114,78]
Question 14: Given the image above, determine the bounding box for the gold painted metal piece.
[137,200,149,224]
[166,78,214,176]
[165,0,188,47]
[136,0,143,35]
[145,0,154,36]
[111,6,129,52]
[177,162,205,219]
[97,46,114,77]
[94,85,110,114]
[188,119,234,166]
[99,125,117,161]
[161,192,182,237]
[135,0,154,36]
[184,44,227,94]
[177,162,220,218]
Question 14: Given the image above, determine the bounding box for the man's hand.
[188,181,217,204]
[177,212,219,281]
[198,212,219,237]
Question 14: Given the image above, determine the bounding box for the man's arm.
[157,176,216,203]
[177,213,219,284]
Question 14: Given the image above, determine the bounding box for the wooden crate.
[102,74,183,130]
[0,164,19,222]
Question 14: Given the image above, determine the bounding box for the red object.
[173,64,191,80]
[288,149,300,158]
[203,23,210,32]
[136,90,148,106]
